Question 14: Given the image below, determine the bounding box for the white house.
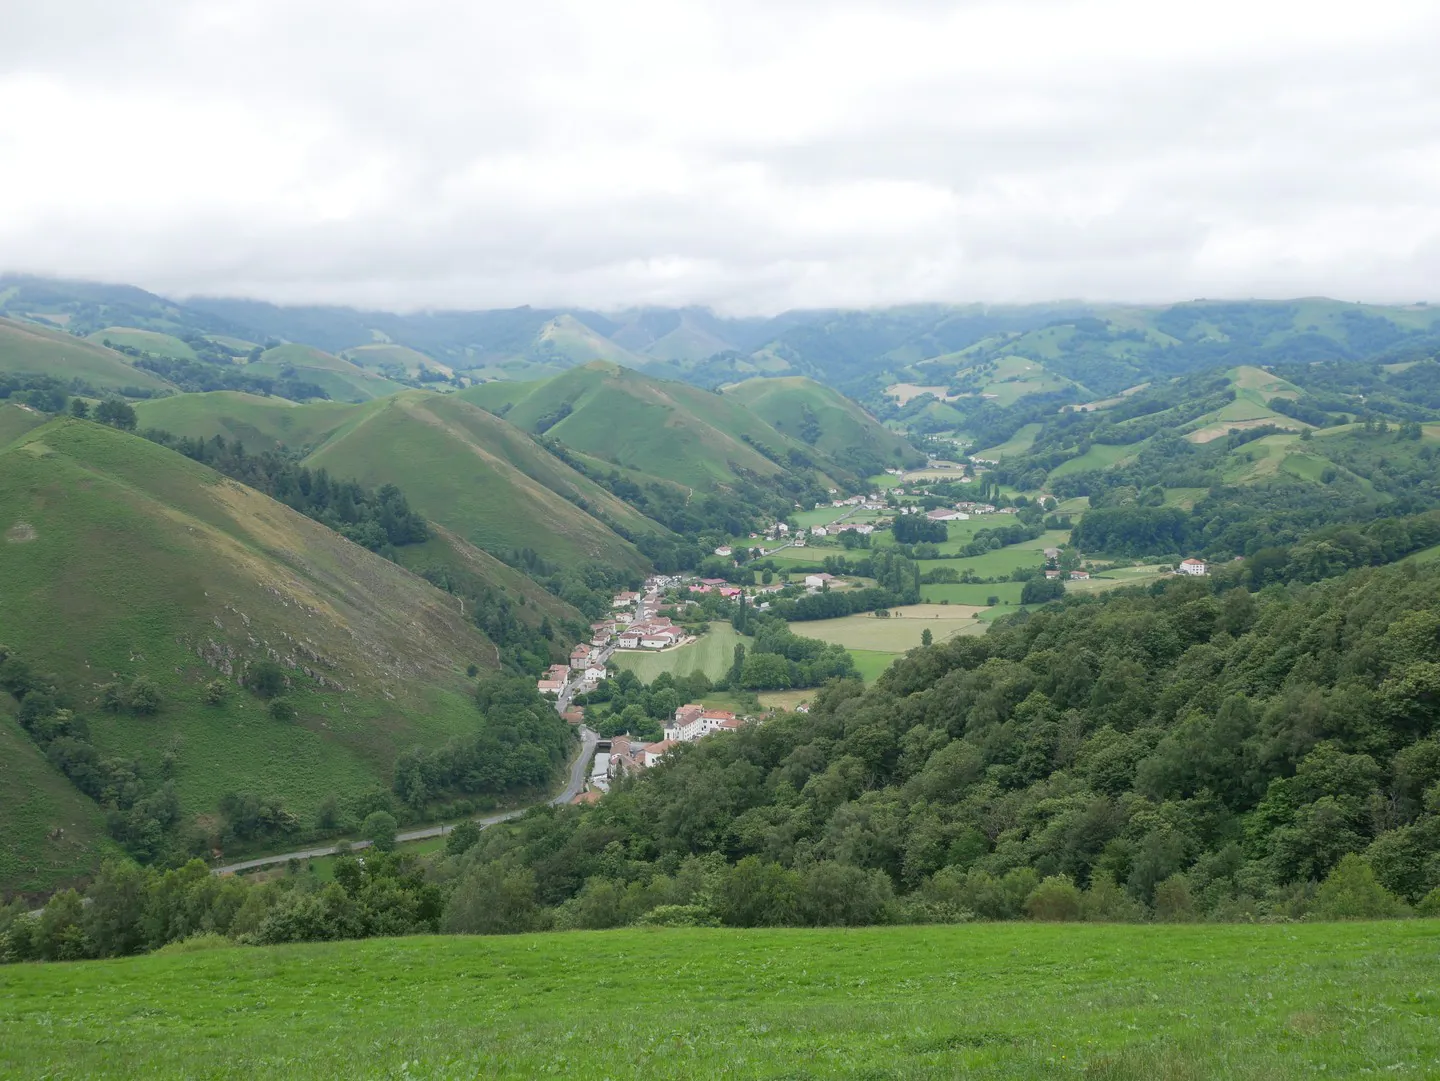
[1178,558,1209,576]
[616,631,641,649]
[643,740,678,767]
[804,572,834,589]
[584,664,608,682]
[811,526,828,537]
[714,546,733,557]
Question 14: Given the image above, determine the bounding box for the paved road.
[211,726,599,875]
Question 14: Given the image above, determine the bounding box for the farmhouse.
[1044,569,1062,579]
[536,678,566,696]
[1070,570,1090,580]
[804,572,835,589]
[1178,558,1209,576]
[926,508,967,522]
[714,546,733,557]
[811,526,828,537]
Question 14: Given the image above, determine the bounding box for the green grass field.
[849,648,901,682]
[921,581,1024,605]
[795,605,985,653]
[1048,442,1134,479]
[972,424,1041,461]
[612,624,745,683]
[4,922,1436,1079]
[724,376,920,469]
[87,327,197,360]
[915,529,1069,583]
[0,317,172,393]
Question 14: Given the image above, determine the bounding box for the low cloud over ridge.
[1,0,1438,313]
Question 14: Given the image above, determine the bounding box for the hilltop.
[723,375,923,475]
[135,389,658,571]
[0,417,522,887]
[0,317,173,394]
[463,362,903,491]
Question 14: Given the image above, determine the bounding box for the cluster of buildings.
[604,704,744,781]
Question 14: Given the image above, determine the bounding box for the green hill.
[724,376,923,474]
[0,317,173,393]
[0,403,49,446]
[134,391,364,453]
[135,390,659,569]
[86,327,197,361]
[341,344,453,379]
[303,392,659,570]
[0,418,507,873]
[471,362,839,490]
[0,702,119,895]
[247,344,408,402]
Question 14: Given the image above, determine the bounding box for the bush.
[1024,875,1083,921]
[1081,872,1146,922]
[267,697,297,722]
[361,811,398,853]
[1417,888,1440,917]
[441,865,544,934]
[203,680,230,706]
[1311,854,1408,920]
[445,820,481,857]
[247,660,286,698]
[635,904,720,927]
[1153,874,1196,922]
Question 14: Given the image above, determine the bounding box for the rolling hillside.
[86,327,198,360]
[303,393,659,570]
[136,390,660,570]
[0,703,119,895]
[468,362,847,490]
[724,376,922,473]
[247,344,408,402]
[0,317,173,393]
[0,418,511,878]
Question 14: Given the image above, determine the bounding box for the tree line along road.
[210,727,599,876]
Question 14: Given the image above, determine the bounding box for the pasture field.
[795,604,985,652]
[915,529,1069,582]
[973,421,1041,460]
[794,505,853,528]
[848,648,901,682]
[3,922,1436,1080]
[921,581,1024,605]
[612,624,745,683]
[1048,442,1134,479]
[1063,565,1168,594]
[87,327,197,360]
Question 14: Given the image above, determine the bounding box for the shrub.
[247,660,286,698]
[1153,874,1197,922]
[267,698,297,722]
[1024,875,1083,921]
[635,904,720,927]
[203,680,229,706]
[1311,854,1408,920]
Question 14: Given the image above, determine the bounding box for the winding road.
[211,726,599,875]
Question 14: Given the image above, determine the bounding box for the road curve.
[211,727,599,875]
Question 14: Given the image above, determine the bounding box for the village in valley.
[543,453,1212,805]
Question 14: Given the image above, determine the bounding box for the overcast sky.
[2,0,1438,313]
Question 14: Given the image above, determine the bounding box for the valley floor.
[2,922,1436,1079]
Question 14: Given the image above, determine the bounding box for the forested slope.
[458,561,1440,923]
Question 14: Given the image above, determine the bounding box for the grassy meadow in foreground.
[2,922,1437,1079]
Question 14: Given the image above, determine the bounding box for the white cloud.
[0,0,1437,312]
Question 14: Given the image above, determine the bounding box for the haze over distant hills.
[7,275,1440,402]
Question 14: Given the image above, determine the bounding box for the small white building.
[714,546,733,557]
[1178,558,1209,576]
[804,572,835,589]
